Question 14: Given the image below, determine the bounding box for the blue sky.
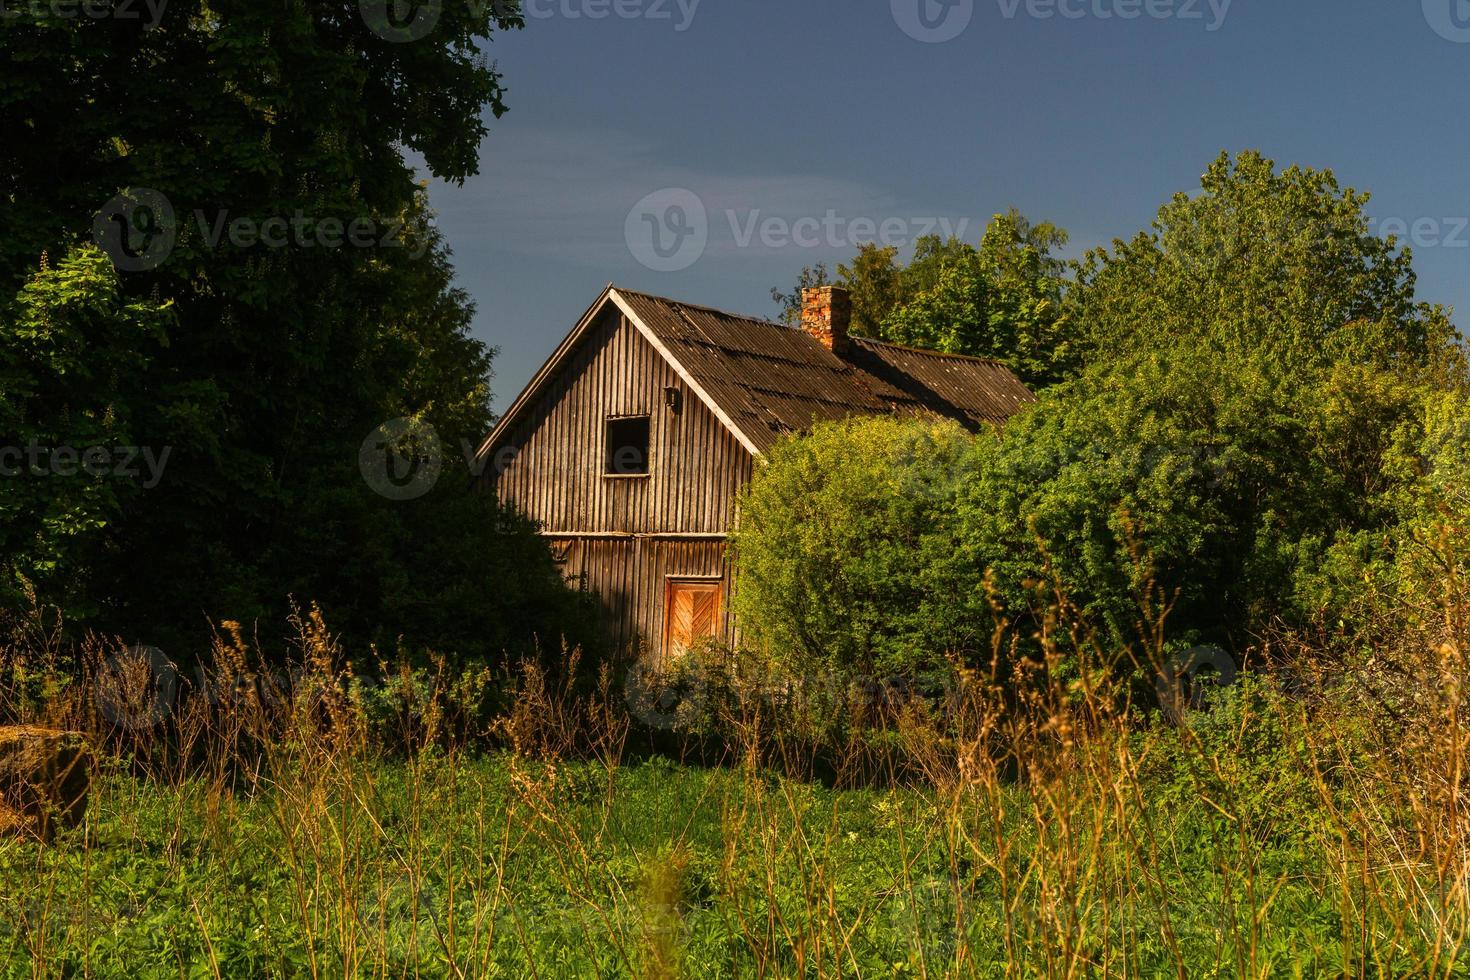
[423,0,1470,406]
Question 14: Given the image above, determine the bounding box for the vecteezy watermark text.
[995,0,1231,27]
[625,187,974,273]
[0,442,171,489]
[93,189,428,272]
[728,210,971,251]
[1370,214,1470,249]
[0,0,166,28]
[360,0,700,43]
[514,0,699,28]
[891,0,1230,43]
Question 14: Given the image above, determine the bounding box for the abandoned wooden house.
[473,284,1035,663]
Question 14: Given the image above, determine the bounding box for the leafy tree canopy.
[752,152,1468,677]
[772,211,1076,388]
[965,151,1466,652]
[1,2,598,662]
[1072,150,1443,369]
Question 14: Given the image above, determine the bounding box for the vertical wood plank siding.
[484,310,752,653]
[488,309,752,535]
[553,538,736,658]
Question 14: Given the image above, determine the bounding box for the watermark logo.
[623,664,707,730]
[729,210,971,251]
[360,417,443,500]
[359,0,701,40]
[896,0,1232,40]
[1371,214,1470,249]
[360,0,441,41]
[625,188,974,272]
[519,0,701,29]
[1155,644,1236,723]
[625,188,708,272]
[96,644,178,732]
[998,0,1231,30]
[892,0,974,42]
[92,189,429,272]
[93,189,176,273]
[1424,0,1470,42]
[190,209,429,256]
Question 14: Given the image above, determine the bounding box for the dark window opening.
[605,416,651,476]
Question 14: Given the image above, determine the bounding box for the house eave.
[471,285,764,470]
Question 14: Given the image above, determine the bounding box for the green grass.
[2,745,1458,978]
[5,605,1469,977]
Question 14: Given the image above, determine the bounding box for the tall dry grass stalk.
[1,531,1469,975]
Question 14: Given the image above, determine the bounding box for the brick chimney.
[801,285,851,355]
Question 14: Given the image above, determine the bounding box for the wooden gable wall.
[485,307,753,536]
[482,307,751,657]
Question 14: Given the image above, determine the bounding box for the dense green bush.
[960,151,1468,651]
[728,415,983,677]
[953,344,1459,652]
[1044,153,1459,650]
[740,152,1469,678]
[728,348,1461,682]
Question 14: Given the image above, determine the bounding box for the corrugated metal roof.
[614,288,1035,454]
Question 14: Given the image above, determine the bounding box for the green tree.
[771,213,1076,389]
[771,237,980,334]
[961,152,1465,653]
[880,212,1075,388]
[834,244,903,335]
[1071,151,1438,367]
[0,2,596,659]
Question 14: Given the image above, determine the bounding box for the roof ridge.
[614,285,791,330]
[850,335,1008,367]
[616,287,1009,367]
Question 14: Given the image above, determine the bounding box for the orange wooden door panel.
[663,580,721,663]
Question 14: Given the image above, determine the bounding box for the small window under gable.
[605,415,651,476]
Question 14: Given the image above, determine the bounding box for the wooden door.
[663,578,721,664]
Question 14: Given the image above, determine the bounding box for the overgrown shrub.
[728,415,984,678]
[1140,675,1331,846]
[958,154,1468,658]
